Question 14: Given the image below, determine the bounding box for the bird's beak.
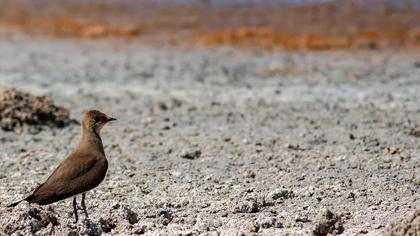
[106,117,117,122]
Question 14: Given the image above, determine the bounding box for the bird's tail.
[7,194,35,207]
[7,200,23,207]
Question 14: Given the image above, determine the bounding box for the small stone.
[313,209,344,236]
[265,187,294,204]
[383,147,400,154]
[79,219,102,236]
[99,218,117,233]
[235,199,259,213]
[67,231,77,236]
[285,143,300,150]
[408,127,420,137]
[223,137,231,142]
[180,150,202,160]
[187,106,197,112]
[122,207,139,224]
[111,204,139,224]
[359,229,369,234]
[158,210,173,226]
[295,217,311,223]
[134,225,149,234]
[156,101,168,110]
[257,216,283,229]
[171,97,182,107]
[245,171,256,178]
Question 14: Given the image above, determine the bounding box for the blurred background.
[0,0,420,50]
[0,1,419,235]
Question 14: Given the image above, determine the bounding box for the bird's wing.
[44,152,98,183]
[30,152,107,205]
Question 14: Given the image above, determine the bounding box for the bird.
[7,110,116,223]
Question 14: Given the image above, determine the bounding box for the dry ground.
[0,37,418,235]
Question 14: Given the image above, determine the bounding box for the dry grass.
[0,0,419,50]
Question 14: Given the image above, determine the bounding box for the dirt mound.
[0,87,72,132]
[383,209,420,236]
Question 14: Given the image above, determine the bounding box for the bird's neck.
[79,127,105,156]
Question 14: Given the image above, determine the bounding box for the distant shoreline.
[0,0,419,50]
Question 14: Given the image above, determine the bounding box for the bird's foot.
[72,213,78,224]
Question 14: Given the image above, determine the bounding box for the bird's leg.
[81,193,89,219]
[73,197,78,223]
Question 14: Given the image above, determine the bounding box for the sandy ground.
[0,37,419,235]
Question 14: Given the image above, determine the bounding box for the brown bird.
[8,110,116,223]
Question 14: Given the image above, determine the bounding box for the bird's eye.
[93,116,100,123]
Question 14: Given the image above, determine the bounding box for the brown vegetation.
[0,0,419,50]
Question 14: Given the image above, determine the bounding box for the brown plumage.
[8,110,116,222]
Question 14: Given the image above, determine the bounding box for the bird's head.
[83,110,116,134]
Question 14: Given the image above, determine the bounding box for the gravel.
[0,37,419,235]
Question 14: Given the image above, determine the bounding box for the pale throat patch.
[94,122,106,135]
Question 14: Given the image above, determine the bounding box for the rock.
[223,137,231,142]
[382,209,419,236]
[133,224,149,234]
[170,97,183,108]
[295,217,311,223]
[285,143,300,150]
[67,231,78,236]
[111,204,139,224]
[313,209,344,236]
[245,171,256,178]
[78,219,102,236]
[265,187,294,205]
[0,87,72,132]
[158,209,173,226]
[195,214,218,231]
[99,218,117,233]
[225,218,260,234]
[235,199,259,213]
[257,216,282,229]
[383,147,401,154]
[408,127,420,137]
[156,101,168,111]
[180,150,202,160]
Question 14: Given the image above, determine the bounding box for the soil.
[0,37,419,235]
[0,87,72,133]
